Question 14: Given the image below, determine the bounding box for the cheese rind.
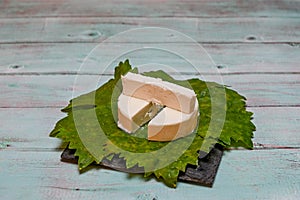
[121,72,196,114]
[118,72,199,142]
[117,94,162,133]
[148,100,199,141]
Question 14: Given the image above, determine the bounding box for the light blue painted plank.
[0,43,299,74]
[0,108,66,149]
[250,107,300,148]
[0,105,300,149]
[1,0,299,18]
[0,149,299,200]
[0,74,299,108]
[0,17,300,43]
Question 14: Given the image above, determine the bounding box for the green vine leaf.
[50,60,255,188]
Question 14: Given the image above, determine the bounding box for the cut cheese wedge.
[148,100,199,141]
[121,72,196,114]
[118,94,163,133]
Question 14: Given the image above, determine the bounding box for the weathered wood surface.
[0,148,299,200]
[1,17,300,43]
[0,0,299,199]
[1,0,300,18]
[1,43,299,74]
[1,107,299,149]
[1,74,299,108]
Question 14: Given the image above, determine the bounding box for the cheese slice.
[117,94,163,133]
[121,72,196,114]
[148,100,199,141]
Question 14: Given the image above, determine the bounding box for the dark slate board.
[61,144,223,187]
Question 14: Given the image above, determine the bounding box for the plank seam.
[1,16,300,19]
[2,146,300,152]
[1,72,300,76]
[1,16,300,20]
[229,143,300,150]
[0,42,299,45]
[1,105,299,109]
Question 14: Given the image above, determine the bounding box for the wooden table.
[1,1,299,199]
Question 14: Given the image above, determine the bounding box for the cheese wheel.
[121,72,196,114]
[117,94,162,133]
[148,99,199,141]
[118,72,199,141]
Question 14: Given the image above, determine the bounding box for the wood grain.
[0,107,299,149]
[1,0,299,18]
[0,74,299,108]
[1,0,299,198]
[0,148,299,200]
[1,43,299,74]
[0,17,300,43]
